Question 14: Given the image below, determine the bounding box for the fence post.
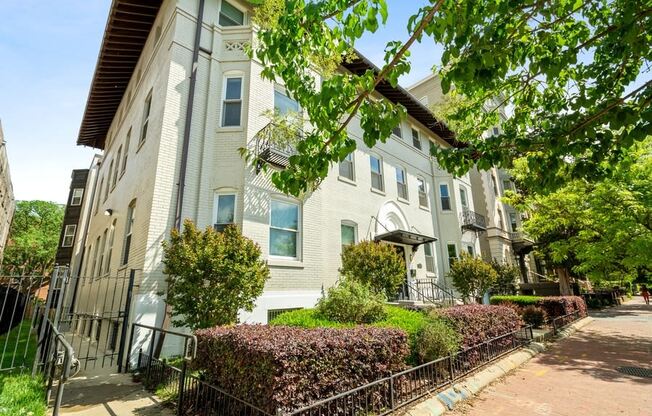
[146,329,155,385]
[124,317,137,373]
[117,269,136,373]
[389,374,395,410]
[177,358,188,416]
[449,353,455,382]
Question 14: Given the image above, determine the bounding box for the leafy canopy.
[447,253,498,301]
[505,137,652,284]
[251,0,652,195]
[162,220,270,329]
[2,200,63,275]
[339,240,406,298]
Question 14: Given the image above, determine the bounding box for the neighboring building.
[71,0,481,328]
[409,75,540,282]
[55,169,90,267]
[0,120,15,262]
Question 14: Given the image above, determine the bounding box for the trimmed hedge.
[433,304,522,348]
[194,325,409,413]
[491,295,588,320]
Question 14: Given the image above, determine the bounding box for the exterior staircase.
[392,278,458,308]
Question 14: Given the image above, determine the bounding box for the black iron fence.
[551,310,581,334]
[132,325,533,416]
[393,278,455,306]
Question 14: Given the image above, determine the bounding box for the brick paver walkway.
[450,298,652,416]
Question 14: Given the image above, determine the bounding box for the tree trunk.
[556,267,573,295]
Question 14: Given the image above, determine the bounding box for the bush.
[269,308,353,328]
[340,241,406,297]
[490,260,521,295]
[194,325,409,413]
[490,295,542,306]
[414,319,461,363]
[448,253,498,301]
[537,296,587,319]
[434,304,522,348]
[163,221,270,329]
[521,305,547,328]
[316,279,387,324]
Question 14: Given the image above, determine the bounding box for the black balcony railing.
[393,278,455,307]
[254,122,300,172]
[460,210,487,232]
[509,231,535,254]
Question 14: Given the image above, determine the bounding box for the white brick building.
[0,120,15,263]
[71,0,487,327]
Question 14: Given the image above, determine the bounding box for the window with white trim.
[459,186,469,210]
[411,128,422,150]
[105,160,113,199]
[340,221,357,251]
[467,245,475,256]
[269,200,300,259]
[95,178,104,215]
[113,146,122,186]
[370,155,384,192]
[219,0,244,26]
[395,167,408,200]
[214,194,236,232]
[503,179,512,193]
[493,126,500,136]
[122,200,136,265]
[274,84,299,116]
[83,245,91,276]
[447,243,457,268]
[439,184,451,211]
[392,124,402,138]
[104,220,116,275]
[424,242,435,273]
[98,229,107,276]
[222,76,243,127]
[62,224,76,247]
[491,174,499,196]
[509,212,518,232]
[121,128,131,175]
[71,188,84,206]
[339,152,355,181]
[497,208,505,230]
[90,236,100,277]
[417,178,428,208]
[139,90,152,145]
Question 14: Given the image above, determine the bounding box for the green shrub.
[316,279,387,324]
[414,319,460,363]
[270,308,353,328]
[490,260,521,295]
[448,253,498,301]
[521,305,547,328]
[490,295,542,306]
[340,241,406,297]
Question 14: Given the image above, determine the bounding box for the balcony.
[460,210,487,232]
[254,122,299,172]
[509,231,535,254]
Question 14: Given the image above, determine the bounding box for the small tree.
[490,260,521,295]
[162,220,270,329]
[340,241,405,298]
[448,253,498,303]
[316,279,387,324]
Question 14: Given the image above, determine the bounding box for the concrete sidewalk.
[448,298,652,416]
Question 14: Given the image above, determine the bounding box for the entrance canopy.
[374,230,437,249]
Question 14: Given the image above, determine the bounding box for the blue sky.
[0,0,439,204]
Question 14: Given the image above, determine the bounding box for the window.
[121,129,131,175]
[447,243,457,268]
[459,186,468,210]
[90,237,100,277]
[503,179,512,193]
[439,184,451,211]
[491,174,499,196]
[83,245,91,276]
[392,124,402,138]
[122,201,136,265]
[270,200,299,258]
[369,155,384,192]
[424,242,435,273]
[62,224,76,247]
[104,220,116,275]
[274,84,299,115]
[98,229,107,276]
[411,128,422,150]
[222,77,242,127]
[467,245,475,256]
[95,178,104,215]
[140,90,153,145]
[493,126,500,136]
[113,146,122,185]
[106,160,114,196]
[339,152,355,181]
[214,194,236,232]
[108,321,120,351]
[341,222,356,250]
[71,188,84,206]
[509,212,518,232]
[219,0,244,26]
[417,178,428,208]
[395,167,408,200]
[497,208,505,230]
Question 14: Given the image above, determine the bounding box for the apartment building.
[409,75,539,282]
[70,0,482,327]
[0,120,15,262]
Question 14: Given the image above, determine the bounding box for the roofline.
[406,73,438,92]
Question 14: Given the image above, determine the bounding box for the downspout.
[156,0,205,358]
[174,0,205,230]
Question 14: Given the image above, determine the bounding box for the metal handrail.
[41,319,78,416]
[126,322,197,373]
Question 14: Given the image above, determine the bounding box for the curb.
[405,317,593,416]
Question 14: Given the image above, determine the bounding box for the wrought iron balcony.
[254,122,299,172]
[509,231,535,254]
[460,210,487,232]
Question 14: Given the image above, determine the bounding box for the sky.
[0,0,440,204]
